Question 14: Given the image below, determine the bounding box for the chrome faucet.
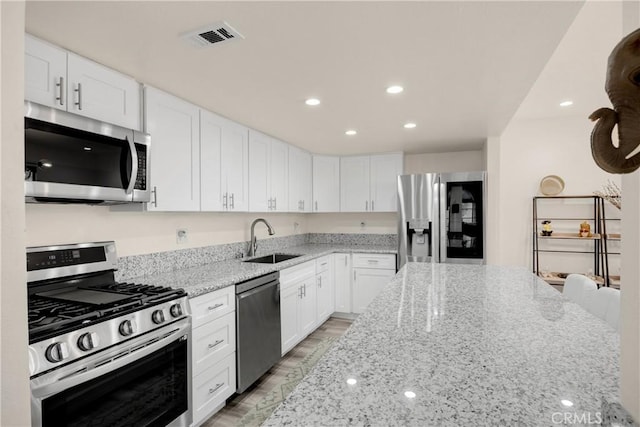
[248,218,275,257]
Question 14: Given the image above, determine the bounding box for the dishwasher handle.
[237,280,279,301]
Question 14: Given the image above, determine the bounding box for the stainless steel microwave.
[24,102,150,204]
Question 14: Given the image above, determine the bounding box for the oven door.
[30,320,191,427]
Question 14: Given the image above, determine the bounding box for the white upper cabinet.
[144,86,200,211]
[25,34,141,130]
[288,146,312,212]
[24,34,66,109]
[200,109,248,211]
[370,153,404,212]
[248,130,289,212]
[312,155,340,212]
[340,153,403,213]
[340,156,370,212]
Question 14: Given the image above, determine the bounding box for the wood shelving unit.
[533,195,616,288]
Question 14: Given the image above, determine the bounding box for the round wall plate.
[539,175,565,196]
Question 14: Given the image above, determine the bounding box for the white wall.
[306,212,396,234]
[496,115,621,268]
[1,2,31,425]
[26,205,308,257]
[404,150,485,174]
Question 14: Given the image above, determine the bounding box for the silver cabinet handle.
[303,284,307,297]
[74,83,82,110]
[354,270,356,281]
[372,200,375,211]
[273,197,277,210]
[318,276,322,287]
[152,186,158,207]
[268,198,272,211]
[223,193,227,209]
[208,339,224,350]
[302,200,305,210]
[366,200,368,211]
[344,256,347,266]
[207,303,223,311]
[56,77,64,106]
[315,201,318,211]
[367,259,379,264]
[230,193,235,209]
[124,136,138,196]
[298,286,303,299]
[209,383,224,394]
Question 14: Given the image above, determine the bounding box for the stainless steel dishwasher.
[235,271,281,393]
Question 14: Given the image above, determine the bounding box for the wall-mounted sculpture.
[590,28,640,174]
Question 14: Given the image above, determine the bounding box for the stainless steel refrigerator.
[397,172,486,269]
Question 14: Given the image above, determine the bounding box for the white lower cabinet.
[280,261,317,355]
[351,254,397,314]
[333,253,352,313]
[189,287,236,426]
[315,256,334,326]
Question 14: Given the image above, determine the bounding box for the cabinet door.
[370,153,404,212]
[288,146,312,212]
[312,155,340,212]
[248,130,270,212]
[316,269,333,325]
[333,253,352,313]
[352,268,395,314]
[269,139,289,212]
[340,156,370,212]
[67,53,140,130]
[298,277,317,337]
[222,120,249,211]
[200,109,223,211]
[144,87,200,211]
[280,284,301,356]
[24,34,67,110]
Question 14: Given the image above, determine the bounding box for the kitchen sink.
[243,253,302,264]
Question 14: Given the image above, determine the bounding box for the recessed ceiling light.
[386,85,404,94]
[404,123,417,129]
[561,399,574,407]
[404,391,417,399]
[83,146,92,151]
[305,98,321,106]
[559,100,573,107]
[345,130,357,136]
[346,378,357,385]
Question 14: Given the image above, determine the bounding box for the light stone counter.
[263,263,620,426]
[129,243,396,298]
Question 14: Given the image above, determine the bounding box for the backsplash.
[307,233,397,246]
[116,233,397,280]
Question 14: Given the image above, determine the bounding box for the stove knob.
[77,332,100,352]
[152,309,165,325]
[169,303,183,318]
[119,319,136,337]
[45,342,69,363]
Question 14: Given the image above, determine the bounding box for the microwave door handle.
[125,135,138,196]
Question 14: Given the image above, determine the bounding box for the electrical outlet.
[176,229,188,244]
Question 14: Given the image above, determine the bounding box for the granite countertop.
[264,263,620,426]
[131,243,396,298]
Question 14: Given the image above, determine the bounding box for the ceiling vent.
[182,21,244,48]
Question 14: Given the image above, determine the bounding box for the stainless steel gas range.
[27,241,191,427]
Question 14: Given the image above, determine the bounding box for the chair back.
[563,274,598,307]
[582,287,620,332]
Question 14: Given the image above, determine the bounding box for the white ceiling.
[25,1,587,155]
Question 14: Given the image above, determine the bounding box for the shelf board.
[605,233,621,240]
[538,232,601,240]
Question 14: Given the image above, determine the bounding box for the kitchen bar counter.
[263,263,619,426]
[131,243,396,298]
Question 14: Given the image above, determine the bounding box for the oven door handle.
[31,321,189,399]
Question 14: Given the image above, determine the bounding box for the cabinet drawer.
[189,286,235,328]
[192,352,236,426]
[192,311,236,375]
[280,260,315,289]
[315,255,331,273]
[352,253,396,270]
